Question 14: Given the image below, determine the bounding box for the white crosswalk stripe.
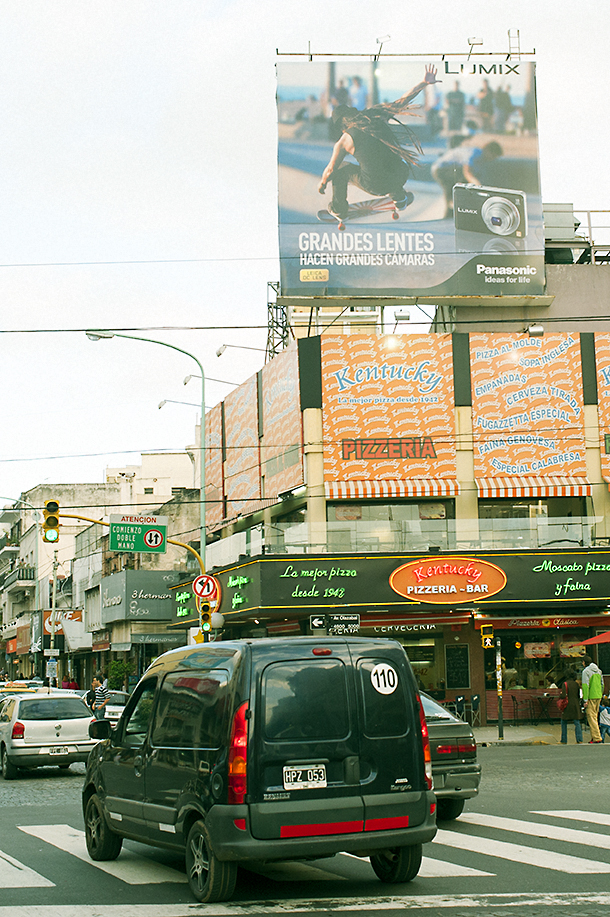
[459,812,610,848]
[0,849,55,888]
[18,825,186,885]
[533,809,610,826]
[434,825,610,873]
[341,851,493,877]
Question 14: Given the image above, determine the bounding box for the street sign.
[193,574,220,602]
[109,514,168,554]
[310,615,327,629]
[44,649,60,657]
[327,613,360,636]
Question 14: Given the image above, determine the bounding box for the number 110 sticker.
[370,663,398,695]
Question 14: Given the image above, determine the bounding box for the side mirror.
[89,719,112,740]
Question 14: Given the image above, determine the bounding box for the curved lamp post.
[86,331,207,570]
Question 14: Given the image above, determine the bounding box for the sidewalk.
[473,722,591,746]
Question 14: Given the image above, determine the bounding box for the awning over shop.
[362,612,472,628]
[325,479,460,500]
[476,476,591,498]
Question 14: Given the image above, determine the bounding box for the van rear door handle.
[344,756,360,784]
[134,755,143,775]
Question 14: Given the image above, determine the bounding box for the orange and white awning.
[476,476,591,498]
[325,479,460,500]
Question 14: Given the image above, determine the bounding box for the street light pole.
[86,331,207,570]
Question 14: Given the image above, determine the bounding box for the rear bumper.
[8,743,97,769]
[205,793,437,863]
[432,762,481,799]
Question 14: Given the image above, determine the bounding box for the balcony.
[3,566,36,601]
[206,516,598,568]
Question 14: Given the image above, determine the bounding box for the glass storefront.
[483,629,588,690]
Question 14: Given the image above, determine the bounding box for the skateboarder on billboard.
[318,64,439,222]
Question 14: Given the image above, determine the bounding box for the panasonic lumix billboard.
[277,59,545,297]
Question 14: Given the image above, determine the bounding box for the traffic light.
[42,500,60,543]
[200,603,212,632]
[481,624,494,648]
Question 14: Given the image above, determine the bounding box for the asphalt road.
[2,746,610,917]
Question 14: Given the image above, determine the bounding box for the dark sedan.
[421,692,481,820]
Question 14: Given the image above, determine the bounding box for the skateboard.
[317,193,414,231]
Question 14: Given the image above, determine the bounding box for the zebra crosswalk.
[3,808,610,905]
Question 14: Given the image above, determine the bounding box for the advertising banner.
[223,375,260,518]
[277,60,545,297]
[321,334,456,482]
[594,333,610,481]
[470,332,586,478]
[204,404,224,530]
[261,345,304,498]
[215,549,610,616]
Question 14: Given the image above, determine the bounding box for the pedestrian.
[599,696,610,743]
[91,672,109,720]
[559,669,583,745]
[582,654,604,743]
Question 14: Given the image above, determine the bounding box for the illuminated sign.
[389,556,507,604]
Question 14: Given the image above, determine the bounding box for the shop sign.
[101,571,182,623]
[131,633,183,645]
[524,642,552,658]
[371,623,440,634]
[560,642,587,657]
[6,638,17,654]
[92,629,111,651]
[478,615,610,629]
[390,556,507,604]
[16,624,31,655]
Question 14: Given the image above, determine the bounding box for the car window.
[358,658,409,738]
[420,692,458,722]
[18,698,91,720]
[0,699,14,722]
[107,692,129,706]
[263,660,350,740]
[121,680,157,746]
[151,669,229,749]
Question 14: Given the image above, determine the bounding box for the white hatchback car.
[0,693,98,779]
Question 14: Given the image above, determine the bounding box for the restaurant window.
[327,501,455,551]
[478,497,586,520]
[483,630,587,691]
[396,636,445,696]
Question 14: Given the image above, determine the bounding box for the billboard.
[320,334,457,482]
[594,333,610,482]
[277,60,545,297]
[261,345,304,498]
[223,375,261,518]
[470,333,586,478]
[204,404,224,530]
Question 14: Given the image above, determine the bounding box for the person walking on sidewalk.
[582,654,604,743]
[559,670,583,745]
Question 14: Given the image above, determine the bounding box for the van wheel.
[186,820,237,903]
[1,746,19,780]
[370,843,422,883]
[437,798,465,821]
[84,794,123,860]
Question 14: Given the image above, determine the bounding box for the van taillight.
[415,695,433,790]
[228,701,248,805]
[12,721,25,739]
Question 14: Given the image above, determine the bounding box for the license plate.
[49,746,69,756]
[283,764,327,790]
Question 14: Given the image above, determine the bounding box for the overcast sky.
[0,0,607,506]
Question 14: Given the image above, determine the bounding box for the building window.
[144,487,154,495]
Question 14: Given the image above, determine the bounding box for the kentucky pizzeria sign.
[390,557,507,604]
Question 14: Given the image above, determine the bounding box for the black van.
[83,637,436,902]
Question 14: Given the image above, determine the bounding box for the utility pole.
[496,636,504,740]
[48,551,59,686]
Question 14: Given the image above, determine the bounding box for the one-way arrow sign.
[310,615,327,629]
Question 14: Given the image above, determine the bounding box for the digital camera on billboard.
[453,183,528,238]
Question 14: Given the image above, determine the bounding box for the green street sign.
[109,514,168,553]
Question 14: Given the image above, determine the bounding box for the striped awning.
[325,479,460,499]
[476,476,591,498]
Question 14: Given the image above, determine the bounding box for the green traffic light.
[43,529,59,543]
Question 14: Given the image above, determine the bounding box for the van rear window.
[151,669,229,749]
[263,660,349,740]
[358,659,409,737]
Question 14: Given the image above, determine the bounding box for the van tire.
[370,843,422,883]
[84,794,123,860]
[437,797,465,821]
[186,820,237,903]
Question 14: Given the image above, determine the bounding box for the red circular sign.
[193,574,220,601]
[390,556,507,605]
